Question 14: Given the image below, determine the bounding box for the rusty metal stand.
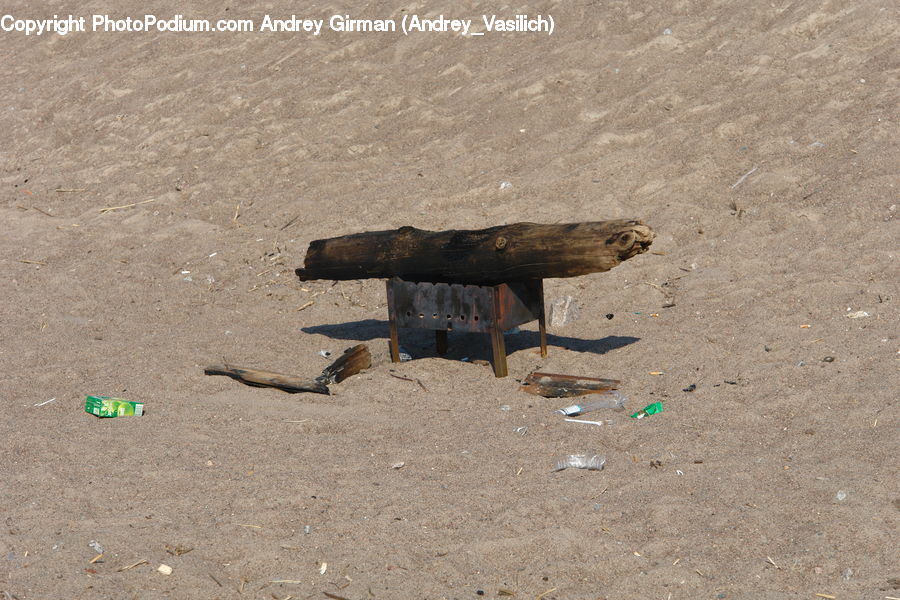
[386,278,547,377]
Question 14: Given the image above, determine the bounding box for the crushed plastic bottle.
[553,454,607,472]
[556,390,626,416]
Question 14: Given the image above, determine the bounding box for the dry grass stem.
[117,559,148,572]
[99,199,155,213]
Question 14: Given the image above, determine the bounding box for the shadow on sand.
[302,319,639,362]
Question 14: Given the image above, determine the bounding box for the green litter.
[630,401,663,419]
[85,396,144,418]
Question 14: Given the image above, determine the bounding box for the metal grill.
[386,278,548,377]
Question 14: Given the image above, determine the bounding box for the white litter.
[564,418,608,426]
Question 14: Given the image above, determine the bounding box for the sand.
[2,1,898,598]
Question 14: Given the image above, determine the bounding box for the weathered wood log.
[520,372,621,398]
[296,220,654,284]
[203,364,330,394]
[204,344,371,394]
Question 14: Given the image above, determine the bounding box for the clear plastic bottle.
[556,390,626,416]
[553,454,606,472]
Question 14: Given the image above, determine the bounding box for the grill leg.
[489,287,508,377]
[537,279,548,358]
[435,330,448,355]
[386,279,401,363]
[489,326,508,377]
[388,321,401,363]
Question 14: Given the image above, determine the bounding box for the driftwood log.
[296,220,654,284]
[203,364,330,394]
[204,344,371,394]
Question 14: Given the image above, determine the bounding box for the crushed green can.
[85,396,144,418]
[630,401,663,419]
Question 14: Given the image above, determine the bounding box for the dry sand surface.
[2,1,898,598]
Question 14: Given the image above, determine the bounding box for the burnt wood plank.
[520,371,621,398]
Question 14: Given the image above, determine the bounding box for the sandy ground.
[2,1,898,598]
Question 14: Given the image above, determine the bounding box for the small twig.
[416,378,427,392]
[165,544,193,556]
[232,202,242,224]
[99,199,155,213]
[389,373,415,383]
[19,259,47,265]
[296,301,314,312]
[766,556,780,569]
[643,281,676,306]
[31,206,56,217]
[271,580,303,584]
[55,188,86,192]
[117,559,148,572]
[730,165,758,189]
[536,588,557,600]
[280,214,301,231]
[89,553,104,564]
[209,573,223,587]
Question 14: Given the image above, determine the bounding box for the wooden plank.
[319,344,372,383]
[520,372,621,398]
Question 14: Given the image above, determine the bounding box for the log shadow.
[302,319,639,361]
[302,319,388,342]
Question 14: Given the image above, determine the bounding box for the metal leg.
[537,279,548,358]
[490,326,508,377]
[435,329,448,355]
[386,280,401,363]
[490,287,508,377]
[389,321,401,363]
